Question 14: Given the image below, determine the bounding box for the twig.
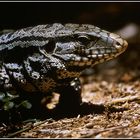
[3,118,52,138]
[106,95,140,106]
[80,125,129,138]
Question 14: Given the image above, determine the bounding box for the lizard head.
[51,24,128,72]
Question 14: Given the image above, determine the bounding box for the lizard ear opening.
[44,40,56,54]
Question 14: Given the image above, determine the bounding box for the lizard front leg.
[54,78,82,116]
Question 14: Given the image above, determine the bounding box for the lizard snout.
[109,33,128,54]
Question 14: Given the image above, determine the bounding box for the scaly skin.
[0,23,128,116]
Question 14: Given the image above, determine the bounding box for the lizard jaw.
[73,38,128,66]
[52,38,128,68]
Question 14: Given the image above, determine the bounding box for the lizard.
[0,23,128,118]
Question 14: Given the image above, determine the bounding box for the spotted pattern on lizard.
[0,23,128,114]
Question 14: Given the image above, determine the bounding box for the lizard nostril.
[115,40,128,52]
[116,41,121,46]
[115,41,122,51]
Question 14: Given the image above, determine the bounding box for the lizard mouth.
[68,38,128,67]
[69,49,118,67]
[73,34,128,66]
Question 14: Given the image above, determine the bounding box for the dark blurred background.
[0,2,138,31]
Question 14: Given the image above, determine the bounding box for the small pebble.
[85,123,93,129]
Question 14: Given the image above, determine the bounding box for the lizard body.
[0,23,128,117]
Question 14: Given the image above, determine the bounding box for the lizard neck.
[56,68,80,80]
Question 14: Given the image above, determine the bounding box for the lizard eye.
[77,36,90,45]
